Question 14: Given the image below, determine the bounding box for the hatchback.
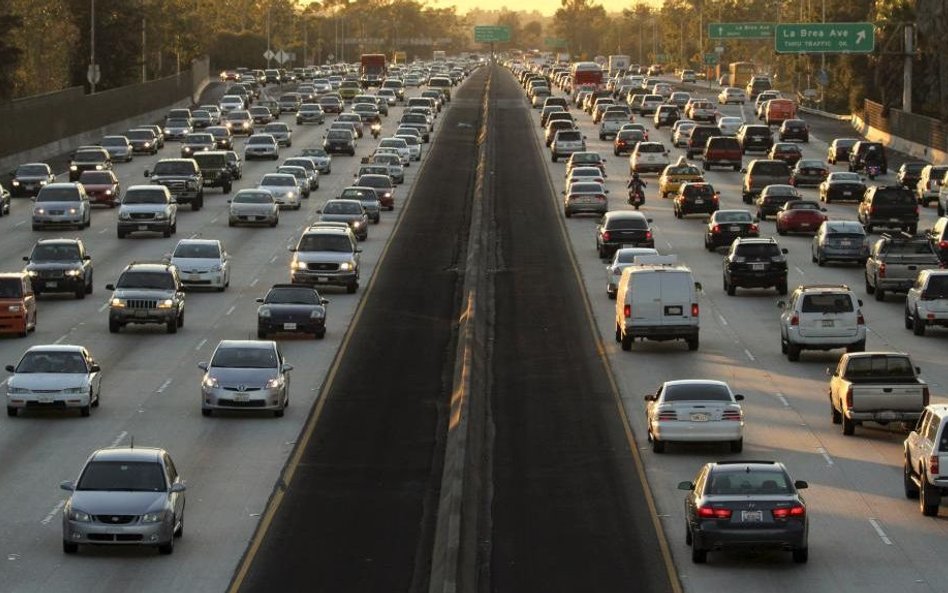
[199,340,291,417]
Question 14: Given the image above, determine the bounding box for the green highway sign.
[544,37,567,48]
[708,22,774,39]
[775,22,875,54]
[474,25,511,43]
[703,53,718,65]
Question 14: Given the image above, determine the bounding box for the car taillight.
[879,262,886,278]
[930,454,939,476]
[712,224,721,233]
[845,385,854,410]
[657,409,677,421]
[923,386,931,407]
[939,241,948,250]
[697,505,732,519]
[857,312,865,325]
[772,504,806,519]
[624,304,631,318]
[691,303,699,317]
[790,314,799,326]
[749,224,759,233]
[645,230,652,240]
[747,176,754,188]
[722,409,741,421]
[602,231,611,242]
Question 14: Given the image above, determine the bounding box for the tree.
[553,0,608,59]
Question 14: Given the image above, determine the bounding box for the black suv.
[778,119,809,142]
[857,185,918,234]
[595,211,654,258]
[737,125,774,153]
[22,238,94,299]
[105,262,185,334]
[191,151,233,194]
[674,182,719,218]
[849,141,888,174]
[144,158,204,210]
[722,237,789,296]
[68,147,112,182]
[686,125,722,159]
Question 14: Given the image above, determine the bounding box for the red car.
[78,170,121,207]
[776,200,827,235]
[768,142,803,167]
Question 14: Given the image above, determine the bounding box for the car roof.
[663,379,729,388]
[709,460,784,473]
[34,238,82,245]
[24,344,86,353]
[216,339,276,349]
[91,447,163,463]
[605,210,648,220]
[175,238,220,246]
[124,262,173,273]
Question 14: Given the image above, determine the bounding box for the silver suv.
[106,262,185,333]
[289,227,361,293]
[117,185,177,238]
[778,284,866,361]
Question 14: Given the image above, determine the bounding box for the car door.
[163,454,185,521]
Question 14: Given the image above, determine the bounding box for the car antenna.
[130,435,134,449]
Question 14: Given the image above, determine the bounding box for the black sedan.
[679,461,809,564]
[705,210,759,250]
[827,137,858,165]
[10,162,56,197]
[755,184,802,219]
[778,119,809,142]
[323,130,356,156]
[790,159,830,188]
[257,284,329,339]
[818,172,866,203]
[674,182,719,218]
[595,210,654,258]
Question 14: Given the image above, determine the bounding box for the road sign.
[708,22,774,39]
[775,23,875,54]
[544,37,567,48]
[714,46,725,54]
[328,53,335,62]
[474,25,510,43]
[263,49,275,61]
[703,53,718,65]
[275,50,290,64]
[86,64,100,85]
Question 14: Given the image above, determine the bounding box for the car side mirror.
[861,177,866,182]
[643,394,656,401]
[858,299,864,307]
[740,168,747,174]
[647,218,653,223]
[22,256,29,262]
[820,207,827,212]
[144,170,151,177]
[282,363,294,372]
[794,480,809,490]
[105,283,115,291]
[734,394,745,401]
[255,297,264,303]
[777,300,786,309]
[4,365,14,373]
[694,282,702,292]
[916,366,922,374]
[227,200,232,203]
[753,217,760,223]
[321,298,330,305]
[677,481,695,491]
[288,247,296,252]
[781,248,789,254]
[355,248,362,253]
[605,189,610,194]
[60,480,75,492]
[197,362,208,371]
[170,483,187,493]
[90,364,101,373]
[317,209,323,214]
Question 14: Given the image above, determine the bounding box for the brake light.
[712,224,721,233]
[697,505,732,519]
[915,205,921,216]
[772,504,806,519]
[857,312,865,325]
[923,386,931,407]
[878,262,886,278]
[722,409,741,421]
[624,304,631,318]
[602,231,611,242]
[845,385,854,410]
[691,303,699,317]
[645,230,652,240]
[790,314,799,325]
[657,409,677,421]
[746,176,754,188]
[939,241,948,250]
[749,224,759,233]
[930,454,939,476]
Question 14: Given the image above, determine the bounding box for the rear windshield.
[801,293,854,313]
[736,244,781,257]
[707,470,791,495]
[845,355,915,379]
[663,383,731,402]
[608,217,648,230]
[0,279,23,298]
[557,131,581,141]
[323,201,362,214]
[874,189,916,204]
[752,162,790,175]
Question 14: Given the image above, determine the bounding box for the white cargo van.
[614,255,701,351]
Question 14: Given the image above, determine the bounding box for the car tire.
[691,546,707,564]
[686,336,699,351]
[63,541,78,554]
[730,438,743,453]
[847,339,866,353]
[620,332,632,351]
[865,276,875,294]
[79,405,90,417]
[875,286,886,301]
[787,342,801,362]
[842,415,856,436]
[167,317,178,334]
[913,312,926,336]
[7,406,17,417]
[817,254,826,267]
[725,277,736,296]
[920,475,940,516]
[777,282,788,296]
[905,306,914,330]
[346,281,358,294]
[316,329,326,339]
[158,538,174,555]
[274,406,285,418]
[201,408,212,417]
[904,461,920,499]
[109,319,121,333]
[792,548,808,564]
[831,403,842,424]
[650,433,665,453]
[117,230,126,239]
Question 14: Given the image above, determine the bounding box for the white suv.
[778,284,866,361]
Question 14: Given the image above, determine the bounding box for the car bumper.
[230,212,277,224]
[33,215,84,227]
[291,270,357,287]
[258,318,325,335]
[651,421,742,442]
[705,159,741,167]
[633,163,666,173]
[847,410,922,422]
[728,272,785,287]
[818,248,866,261]
[876,278,915,292]
[118,220,172,233]
[64,518,173,547]
[624,324,698,340]
[0,314,28,334]
[786,328,865,349]
[110,309,177,325]
[202,386,285,411]
[245,150,277,159]
[179,271,225,288]
[7,391,91,409]
[31,276,85,293]
[694,523,806,551]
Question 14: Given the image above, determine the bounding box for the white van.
[614,255,701,351]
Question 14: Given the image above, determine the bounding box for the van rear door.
[659,271,693,326]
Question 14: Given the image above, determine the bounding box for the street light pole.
[90,0,96,93]
[266,4,272,68]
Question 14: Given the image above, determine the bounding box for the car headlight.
[11,180,19,186]
[68,208,78,215]
[105,189,113,195]
[95,165,103,170]
[242,122,249,128]
[339,262,354,271]
[157,299,174,309]
[183,146,192,152]
[144,142,151,147]
[110,298,125,308]
[310,309,325,319]
[288,192,296,198]
[65,269,82,277]
[7,386,27,395]
[34,208,45,215]
[68,508,92,522]
[69,165,78,171]
[26,270,38,277]
[141,512,164,524]
[266,376,285,389]
[293,260,307,270]
[155,211,167,219]
[352,221,362,228]
[64,386,88,394]
[119,211,131,220]
[258,307,271,318]
[203,376,219,389]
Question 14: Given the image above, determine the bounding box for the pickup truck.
[903,404,948,515]
[905,269,948,335]
[864,233,941,301]
[828,352,929,436]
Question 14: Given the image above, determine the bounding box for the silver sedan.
[199,340,291,417]
[5,345,102,417]
[644,379,745,453]
[228,189,279,227]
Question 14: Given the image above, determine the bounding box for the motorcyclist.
[627,172,647,194]
[863,147,882,171]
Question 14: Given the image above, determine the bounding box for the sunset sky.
[432,0,660,16]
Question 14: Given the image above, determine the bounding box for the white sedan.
[717,116,745,136]
[605,247,658,298]
[168,239,231,291]
[717,87,747,105]
[644,379,745,453]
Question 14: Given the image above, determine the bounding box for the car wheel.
[725,277,736,296]
[109,319,121,333]
[831,403,842,424]
[63,541,78,554]
[316,329,326,339]
[167,317,178,334]
[913,312,926,336]
[620,332,632,351]
[686,336,699,351]
[792,548,808,564]
[777,282,788,296]
[691,545,707,564]
[346,281,358,294]
[875,286,886,301]
[817,254,826,267]
[905,306,914,330]
[158,537,174,555]
[920,475,940,516]
[730,438,743,453]
[865,276,875,294]
[904,460,920,499]
[7,406,17,417]
[201,408,212,417]
[842,415,856,436]
[79,405,90,417]
[847,339,866,353]
[787,342,801,362]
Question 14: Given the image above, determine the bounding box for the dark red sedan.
[78,170,121,207]
[776,200,827,235]
[768,142,803,167]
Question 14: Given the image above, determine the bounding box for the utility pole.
[90,0,96,93]
[904,24,913,113]
[266,4,272,67]
[142,11,146,83]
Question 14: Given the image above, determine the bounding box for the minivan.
[614,255,701,351]
[742,159,792,203]
[703,136,742,171]
[686,125,722,159]
[746,76,772,99]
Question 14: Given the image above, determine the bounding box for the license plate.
[135,310,147,318]
[665,305,682,316]
[694,199,704,204]
[690,413,709,422]
[822,319,834,327]
[38,396,54,404]
[841,241,852,246]
[800,223,810,227]
[46,281,58,288]
[284,322,297,330]
[890,218,901,222]
[730,225,741,231]
[138,225,148,231]
[751,263,765,270]
[233,393,249,402]
[317,276,329,282]
[188,274,201,281]
[843,191,852,196]
[742,510,763,522]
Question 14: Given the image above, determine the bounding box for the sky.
[431,0,660,16]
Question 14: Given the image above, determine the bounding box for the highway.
[0,74,461,593]
[3,59,948,593]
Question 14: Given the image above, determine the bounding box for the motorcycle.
[371,123,381,139]
[866,162,881,180]
[628,188,645,210]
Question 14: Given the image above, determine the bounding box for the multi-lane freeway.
[3,59,948,593]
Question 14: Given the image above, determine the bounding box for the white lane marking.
[816,447,834,465]
[226,305,236,316]
[98,302,109,312]
[270,255,278,263]
[794,266,805,276]
[188,232,199,239]
[110,431,128,448]
[665,240,673,249]
[195,338,208,351]
[14,220,25,227]
[40,500,67,525]
[717,314,728,326]
[211,217,218,224]
[53,334,69,345]
[98,228,107,234]
[744,348,755,362]
[868,518,893,545]
[775,392,790,407]
[156,379,173,393]
[250,278,259,287]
